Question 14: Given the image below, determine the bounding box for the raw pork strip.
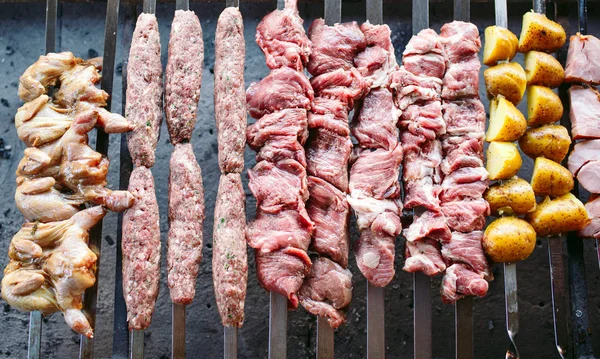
[165,10,204,144]
[215,7,246,173]
[167,143,205,305]
[126,13,163,168]
[213,173,247,327]
[122,166,161,330]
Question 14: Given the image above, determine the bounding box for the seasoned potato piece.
[525,51,565,87]
[518,124,571,162]
[518,11,567,53]
[527,85,563,126]
[483,217,537,263]
[486,142,522,180]
[484,176,536,216]
[526,193,590,236]
[530,157,574,196]
[485,62,527,104]
[483,26,519,66]
[486,97,527,142]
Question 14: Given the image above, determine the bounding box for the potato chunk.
[486,141,522,180]
[486,97,527,142]
[483,217,537,263]
[518,124,571,162]
[525,51,565,88]
[483,26,519,66]
[484,176,536,216]
[485,62,527,104]
[526,193,590,236]
[518,11,567,53]
[527,85,563,126]
[530,157,574,197]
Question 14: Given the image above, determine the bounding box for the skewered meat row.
[296,19,367,327]
[348,23,401,289]
[438,22,491,304]
[565,33,600,239]
[123,13,163,330]
[164,10,206,307]
[395,29,447,277]
[213,6,248,328]
[3,52,134,338]
[246,0,314,308]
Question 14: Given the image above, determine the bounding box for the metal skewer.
[78,0,120,357]
[451,0,474,358]
[410,1,432,358]
[27,1,59,357]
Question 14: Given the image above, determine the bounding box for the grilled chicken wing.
[2,206,106,338]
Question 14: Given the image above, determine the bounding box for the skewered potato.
[483,26,519,66]
[486,97,527,142]
[483,217,537,263]
[526,193,590,236]
[518,124,571,162]
[527,85,563,126]
[518,11,567,53]
[484,62,527,104]
[525,51,565,87]
[486,142,522,180]
[530,157,574,196]
[484,176,536,216]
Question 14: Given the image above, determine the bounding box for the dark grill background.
[0,1,599,358]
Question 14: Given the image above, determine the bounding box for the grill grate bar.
[411,1,431,358]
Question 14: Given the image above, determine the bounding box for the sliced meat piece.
[346,194,403,235]
[403,53,445,79]
[126,14,163,168]
[568,139,600,176]
[213,173,247,327]
[246,67,313,119]
[167,143,205,305]
[441,57,480,100]
[580,195,600,239]
[256,136,307,167]
[400,101,446,139]
[390,67,442,110]
[354,228,395,287]
[361,22,393,50]
[122,166,161,330]
[255,247,312,309]
[577,161,600,193]
[248,159,308,214]
[247,108,309,149]
[307,19,366,76]
[441,133,484,174]
[306,128,353,192]
[442,98,486,135]
[306,177,350,267]
[441,199,490,233]
[351,87,399,150]
[403,177,441,211]
[355,23,397,88]
[309,97,349,136]
[403,29,444,57]
[441,231,491,279]
[403,239,446,276]
[565,34,600,84]
[310,68,367,108]
[441,264,488,304]
[569,86,600,139]
[402,134,443,181]
[298,257,353,328]
[165,10,203,144]
[215,7,246,173]
[439,167,489,202]
[402,210,451,243]
[247,208,313,253]
[349,144,403,200]
[439,21,481,64]
[255,0,311,71]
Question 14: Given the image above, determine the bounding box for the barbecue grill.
[0,0,599,358]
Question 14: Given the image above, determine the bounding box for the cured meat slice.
[569,86,600,139]
[565,34,600,84]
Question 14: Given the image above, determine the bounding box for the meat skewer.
[245,0,313,356]
[213,2,247,358]
[164,7,205,359]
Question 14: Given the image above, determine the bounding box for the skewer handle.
[413,272,431,359]
[367,283,385,359]
[130,329,145,359]
[548,236,569,359]
[172,304,186,359]
[28,311,42,359]
[316,317,334,359]
[455,297,473,359]
[224,326,238,359]
[269,292,288,359]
